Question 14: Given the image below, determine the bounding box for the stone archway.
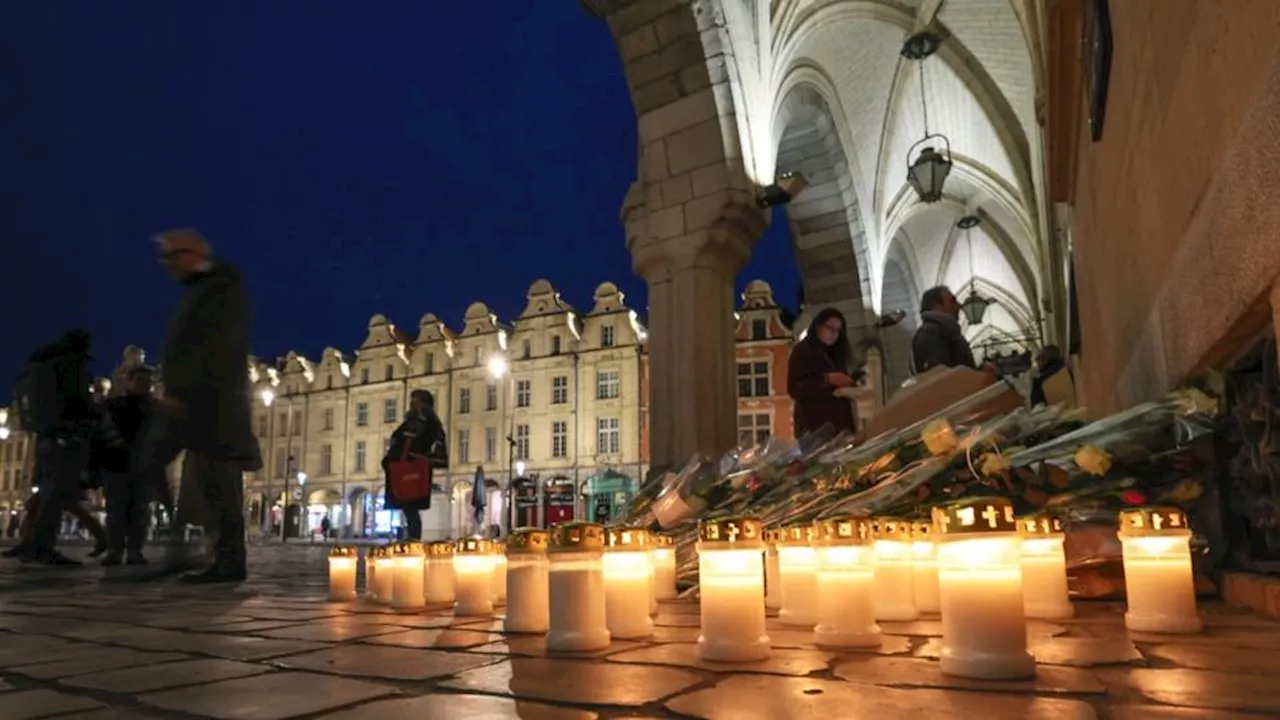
[880,237,922,393]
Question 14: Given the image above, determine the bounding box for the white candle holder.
[1018,514,1074,619]
[423,541,457,605]
[910,520,940,613]
[453,537,496,617]
[604,527,655,639]
[504,528,551,634]
[933,497,1035,680]
[491,541,508,607]
[764,530,783,611]
[1118,506,1201,634]
[872,518,919,621]
[372,546,394,605]
[391,542,426,610]
[548,522,611,652]
[776,523,819,628]
[327,546,358,602]
[813,516,881,648]
[697,516,770,662]
[652,534,678,601]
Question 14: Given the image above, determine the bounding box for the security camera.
[756,172,808,208]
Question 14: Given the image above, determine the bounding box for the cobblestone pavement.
[0,544,1277,719]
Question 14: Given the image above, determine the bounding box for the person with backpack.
[9,329,128,565]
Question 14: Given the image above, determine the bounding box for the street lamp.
[260,388,276,407]
[488,353,516,537]
[515,460,526,478]
[0,426,9,441]
[295,471,308,539]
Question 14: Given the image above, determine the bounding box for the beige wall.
[1066,0,1280,412]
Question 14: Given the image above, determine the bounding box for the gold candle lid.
[392,541,424,557]
[697,516,764,545]
[932,496,1017,536]
[426,541,454,556]
[549,522,606,553]
[910,520,935,541]
[507,528,550,554]
[653,533,675,548]
[455,537,494,555]
[492,541,506,555]
[812,516,873,546]
[764,528,784,544]
[1118,506,1190,537]
[606,526,652,551]
[328,545,357,558]
[775,522,814,545]
[872,517,912,541]
[1018,513,1065,537]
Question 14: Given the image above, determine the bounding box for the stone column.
[627,192,765,469]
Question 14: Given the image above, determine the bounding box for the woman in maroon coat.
[788,308,858,436]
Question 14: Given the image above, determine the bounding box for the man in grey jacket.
[136,229,261,584]
[911,286,979,373]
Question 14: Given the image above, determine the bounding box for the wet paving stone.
[1128,668,1280,714]
[139,670,398,719]
[250,620,404,643]
[177,634,332,661]
[1109,707,1272,720]
[832,655,1106,696]
[880,619,1071,638]
[608,642,834,676]
[10,648,187,680]
[1145,642,1275,675]
[664,674,1099,719]
[322,693,600,719]
[192,620,306,634]
[63,657,276,693]
[1,688,107,719]
[359,627,502,649]
[467,635,647,658]
[440,657,703,707]
[451,618,508,632]
[275,644,501,680]
[915,636,1143,667]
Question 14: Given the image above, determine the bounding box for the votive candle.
[910,521,940,613]
[423,541,457,605]
[547,522,611,652]
[1118,506,1201,634]
[491,541,508,607]
[764,529,782,611]
[1018,514,1074,619]
[872,518,918,621]
[697,516,770,662]
[391,542,426,610]
[652,534,678,601]
[776,523,819,628]
[604,527,655,639]
[327,546,357,602]
[504,528,551,634]
[933,497,1035,680]
[812,516,880,648]
[373,546,394,604]
[453,537,496,616]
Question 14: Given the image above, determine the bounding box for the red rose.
[1121,490,1147,505]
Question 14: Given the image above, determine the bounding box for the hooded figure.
[471,465,487,529]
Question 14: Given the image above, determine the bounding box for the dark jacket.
[787,339,856,437]
[382,409,448,510]
[911,311,976,374]
[160,261,261,469]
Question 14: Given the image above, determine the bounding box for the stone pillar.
[628,193,765,469]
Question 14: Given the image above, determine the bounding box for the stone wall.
[1070,1,1280,413]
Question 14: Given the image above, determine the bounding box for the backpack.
[13,359,64,434]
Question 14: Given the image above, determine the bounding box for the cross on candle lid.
[698,516,764,545]
[1018,513,1064,537]
[910,520,935,540]
[775,522,815,545]
[871,517,912,541]
[393,541,425,556]
[550,522,606,553]
[508,528,550,553]
[328,545,357,558]
[425,541,454,556]
[1117,506,1189,537]
[455,537,495,555]
[812,516,873,546]
[654,533,676,548]
[606,526,653,550]
[932,496,1017,536]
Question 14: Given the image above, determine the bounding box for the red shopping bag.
[387,439,433,504]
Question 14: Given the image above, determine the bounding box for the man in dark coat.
[911,286,979,373]
[102,364,162,566]
[381,389,448,541]
[136,228,261,584]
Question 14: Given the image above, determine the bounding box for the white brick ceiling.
[721,0,1045,342]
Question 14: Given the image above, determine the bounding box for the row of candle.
[327,528,680,647]
[327,499,1201,681]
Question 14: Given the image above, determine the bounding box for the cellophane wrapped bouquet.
[620,381,1221,596]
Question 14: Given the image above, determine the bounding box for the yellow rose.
[1074,445,1112,476]
[921,419,959,456]
[979,451,1010,476]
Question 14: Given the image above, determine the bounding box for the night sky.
[1,1,798,386]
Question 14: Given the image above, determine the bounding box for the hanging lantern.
[956,215,993,325]
[902,31,950,203]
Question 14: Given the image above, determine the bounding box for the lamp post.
[259,388,275,538]
[295,471,308,540]
[488,354,516,538]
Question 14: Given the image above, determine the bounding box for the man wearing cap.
[135,228,261,583]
